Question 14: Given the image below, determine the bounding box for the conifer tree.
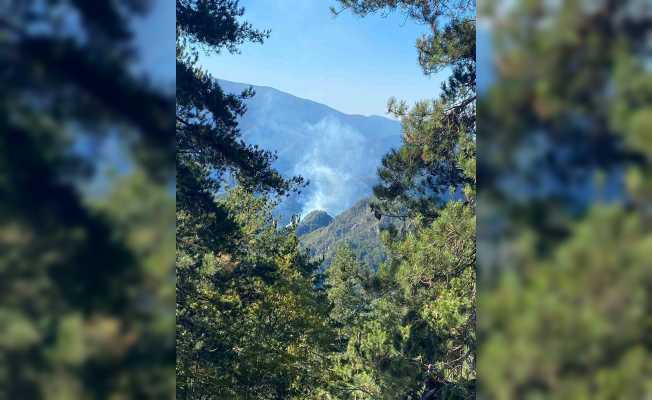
[336,0,475,220]
[478,1,652,398]
[328,1,477,399]
[175,2,329,398]
[0,1,175,397]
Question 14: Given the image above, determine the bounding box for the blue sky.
[133,1,176,86]
[200,0,446,117]
[131,1,492,115]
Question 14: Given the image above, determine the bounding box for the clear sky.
[200,0,446,117]
[133,1,176,87]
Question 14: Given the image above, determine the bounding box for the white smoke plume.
[295,117,378,216]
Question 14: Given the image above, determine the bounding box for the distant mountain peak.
[299,198,383,269]
[303,209,332,219]
[297,210,333,236]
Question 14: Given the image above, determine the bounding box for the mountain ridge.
[219,79,396,121]
[217,78,403,223]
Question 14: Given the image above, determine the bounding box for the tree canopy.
[175,2,330,399]
[320,1,477,399]
[478,0,652,398]
[175,1,477,399]
[0,0,175,398]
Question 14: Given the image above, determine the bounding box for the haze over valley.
[219,79,402,222]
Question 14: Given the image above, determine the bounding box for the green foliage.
[0,166,175,398]
[327,246,375,335]
[478,0,652,398]
[481,206,652,399]
[323,201,476,399]
[395,202,475,377]
[323,1,477,399]
[0,1,175,397]
[177,188,332,399]
[300,198,394,270]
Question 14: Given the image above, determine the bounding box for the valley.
[220,79,405,269]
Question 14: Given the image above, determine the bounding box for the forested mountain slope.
[296,210,333,236]
[298,198,401,269]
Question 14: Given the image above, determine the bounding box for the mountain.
[218,79,402,223]
[299,198,401,270]
[296,210,333,236]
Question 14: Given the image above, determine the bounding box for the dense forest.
[176,0,475,399]
[2,0,649,399]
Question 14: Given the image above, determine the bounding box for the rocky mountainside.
[298,198,401,270]
[296,210,334,236]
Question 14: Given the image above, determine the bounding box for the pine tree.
[177,188,332,399]
[478,0,652,398]
[0,1,175,397]
[175,2,330,398]
[335,0,476,220]
[328,2,477,399]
